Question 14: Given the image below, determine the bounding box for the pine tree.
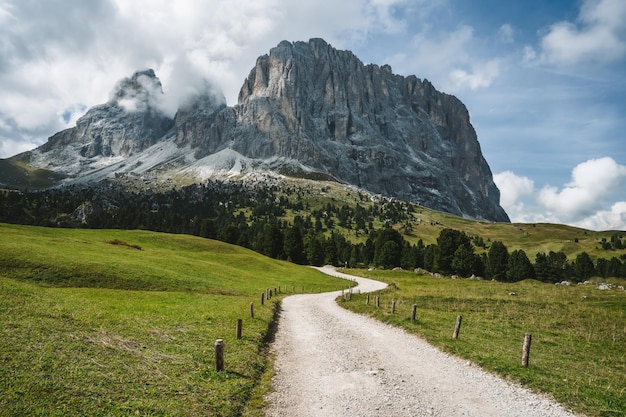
[435,229,472,275]
[284,226,306,264]
[487,241,509,281]
[507,249,534,282]
[573,252,595,281]
[451,244,479,277]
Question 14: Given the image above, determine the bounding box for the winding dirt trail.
[264,266,578,417]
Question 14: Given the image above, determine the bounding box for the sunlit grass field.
[340,269,626,417]
[0,223,350,417]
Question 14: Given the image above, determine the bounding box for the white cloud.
[494,170,534,208]
[386,22,507,93]
[0,135,39,158]
[493,171,535,223]
[538,0,626,66]
[448,59,501,90]
[576,202,626,231]
[0,0,428,159]
[495,157,626,230]
[537,157,626,220]
[407,25,475,75]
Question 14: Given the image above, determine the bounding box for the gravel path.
[264,266,579,417]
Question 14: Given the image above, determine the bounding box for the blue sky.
[0,0,625,230]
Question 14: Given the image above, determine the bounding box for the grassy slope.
[0,223,350,417]
[283,179,625,261]
[340,269,626,417]
[0,158,65,189]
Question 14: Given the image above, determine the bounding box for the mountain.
[6,39,509,223]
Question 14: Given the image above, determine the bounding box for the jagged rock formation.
[29,69,174,175]
[13,39,509,222]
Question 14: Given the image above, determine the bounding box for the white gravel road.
[264,266,579,417]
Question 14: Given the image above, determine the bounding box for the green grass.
[0,223,351,417]
[340,269,626,417]
[276,178,626,261]
[0,158,66,189]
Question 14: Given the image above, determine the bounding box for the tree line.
[1,182,625,281]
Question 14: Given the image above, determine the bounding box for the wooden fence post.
[261,292,265,306]
[250,302,255,318]
[522,333,532,367]
[376,295,380,308]
[411,304,417,321]
[215,339,224,372]
[366,294,370,305]
[391,300,396,314]
[453,315,463,339]
[236,319,243,340]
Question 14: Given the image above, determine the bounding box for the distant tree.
[608,257,624,278]
[507,249,534,282]
[401,242,423,270]
[218,224,240,244]
[473,236,486,248]
[596,258,609,278]
[304,232,325,266]
[378,241,400,269]
[547,251,569,283]
[283,226,306,265]
[611,234,623,249]
[435,229,472,275]
[423,244,436,272]
[258,223,283,259]
[618,259,626,278]
[534,252,549,282]
[451,244,479,277]
[348,245,361,268]
[373,228,403,268]
[199,219,216,239]
[314,217,323,233]
[324,235,338,266]
[363,237,375,266]
[487,241,509,281]
[573,252,595,281]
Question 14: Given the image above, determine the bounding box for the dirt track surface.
[264,266,578,417]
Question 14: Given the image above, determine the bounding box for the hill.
[0,158,65,189]
[1,175,624,282]
[0,223,350,417]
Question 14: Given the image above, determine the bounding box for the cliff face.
[183,39,507,221]
[22,39,509,222]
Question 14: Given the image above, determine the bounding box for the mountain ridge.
[6,38,509,223]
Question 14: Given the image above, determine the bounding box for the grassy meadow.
[0,223,350,417]
[272,179,624,263]
[339,269,626,417]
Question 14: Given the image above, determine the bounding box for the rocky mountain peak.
[19,39,509,223]
[30,69,174,173]
[109,69,164,112]
[222,39,509,222]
